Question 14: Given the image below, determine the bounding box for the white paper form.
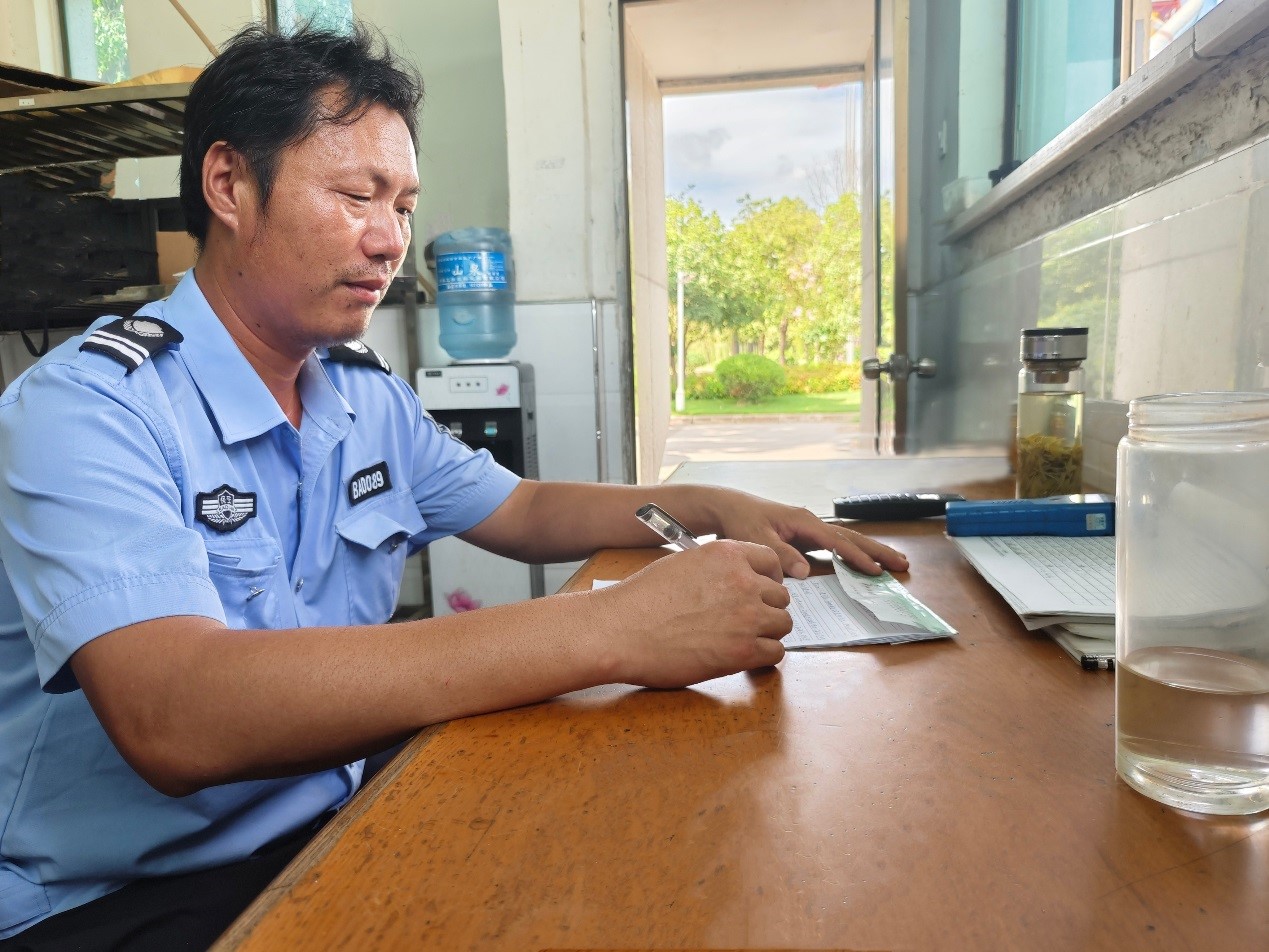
[593,568,955,649]
[831,556,954,632]
[948,534,1114,629]
[784,566,955,649]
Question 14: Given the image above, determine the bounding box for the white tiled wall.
[414,299,629,596]
[915,129,1269,490]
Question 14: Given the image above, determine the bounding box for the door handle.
[861,355,937,380]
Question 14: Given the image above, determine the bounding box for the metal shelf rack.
[0,82,190,195]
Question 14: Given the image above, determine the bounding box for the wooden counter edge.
[210,721,448,951]
[212,546,699,948]
[211,550,643,949]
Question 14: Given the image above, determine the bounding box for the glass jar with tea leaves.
[1016,327,1087,498]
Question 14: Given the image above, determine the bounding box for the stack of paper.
[1045,622,1114,670]
[948,535,1114,626]
[782,556,956,648]
[948,534,1115,669]
[951,526,1269,671]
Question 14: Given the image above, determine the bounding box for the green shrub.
[683,371,727,399]
[685,349,712,371]
[783,363,862,395]
[713,354,787,402]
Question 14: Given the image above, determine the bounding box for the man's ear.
[202,141,256,237]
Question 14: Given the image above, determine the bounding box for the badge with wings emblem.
[195,484,258,533]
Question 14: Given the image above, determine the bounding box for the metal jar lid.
[1021,327,1087,362]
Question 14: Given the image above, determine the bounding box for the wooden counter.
[215,463,1268,951]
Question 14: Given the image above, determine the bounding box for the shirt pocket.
[335,490,426,624]
[204,539,283,630]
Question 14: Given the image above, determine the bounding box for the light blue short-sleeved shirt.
[0,271,520,937]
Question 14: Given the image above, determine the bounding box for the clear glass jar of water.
[1116,392,1269,815]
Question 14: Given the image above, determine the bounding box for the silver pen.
[635,503,701,550]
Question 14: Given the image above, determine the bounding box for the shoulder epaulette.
[325,340,391,374]
[79,317,183,374]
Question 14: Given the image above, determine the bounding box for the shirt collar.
[300,355,358,437]
[160,270,355,445]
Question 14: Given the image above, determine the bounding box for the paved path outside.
[659,413,871,481]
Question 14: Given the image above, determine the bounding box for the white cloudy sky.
[663,84,850,221]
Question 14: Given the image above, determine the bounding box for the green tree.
[93,0,129,83]
[665,194,763,365]
[871,193,897,362]
[808,192,864,362]
[729,196,821,364]
[663,188,870,383]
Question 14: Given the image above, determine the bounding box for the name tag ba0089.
[348,462,392,506]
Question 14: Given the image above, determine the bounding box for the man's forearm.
[461,479,742,563]
[72,593,618,797]
[73,534,795,798]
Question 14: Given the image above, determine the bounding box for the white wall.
[497,0,624,305]
[497,0,634,483]
[123,0,261,74]
[623,26,670,486]
[0,0,63,73]
[354,0,509,249]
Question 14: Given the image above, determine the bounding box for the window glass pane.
[61,0,130,83]
[1014,0,1119,162]
[276,0,354,33]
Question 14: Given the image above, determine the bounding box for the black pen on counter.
[634,503,701,550]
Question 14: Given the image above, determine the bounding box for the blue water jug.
[434,227,516,361]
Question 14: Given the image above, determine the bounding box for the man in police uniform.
[0,23,906,951]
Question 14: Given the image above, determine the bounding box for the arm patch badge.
[80,318,183,373]
[326,340,391,374]
[195,484,257,533]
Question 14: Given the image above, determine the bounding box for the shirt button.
[294,578,305,592]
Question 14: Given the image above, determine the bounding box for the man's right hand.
[68,541,794,797]
[596,540,793,689]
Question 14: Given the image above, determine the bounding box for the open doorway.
[659,82,870,479]
[622,0,881,483]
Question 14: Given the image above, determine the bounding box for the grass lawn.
[674,390,861,416]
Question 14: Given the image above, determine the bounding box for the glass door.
[861,0,943,455]
[861,0,905,453]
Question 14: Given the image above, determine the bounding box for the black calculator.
[832,492,966,521]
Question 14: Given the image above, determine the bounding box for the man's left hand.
[710,493,909,579]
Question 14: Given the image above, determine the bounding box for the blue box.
[945,494,1115,537]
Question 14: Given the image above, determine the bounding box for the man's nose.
[364,204,408,262]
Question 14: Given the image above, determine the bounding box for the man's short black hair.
[180,21,423,245]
